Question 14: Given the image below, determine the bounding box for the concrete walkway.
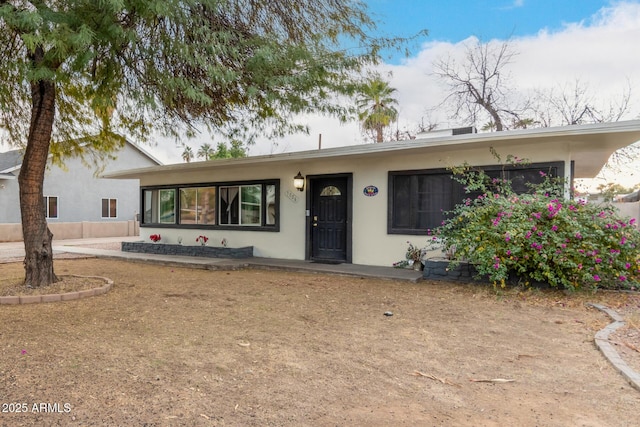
[1,237,423,282]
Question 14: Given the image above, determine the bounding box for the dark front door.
[311,177,348,262]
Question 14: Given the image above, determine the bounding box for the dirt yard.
[1,258,639,426]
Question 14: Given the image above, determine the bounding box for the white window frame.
[219,184,262,226]
[44,195,59,219]
[101,198,118,219]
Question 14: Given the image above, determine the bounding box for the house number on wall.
[285,190,299,203]
[363,185,378,197]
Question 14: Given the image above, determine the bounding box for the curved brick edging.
[588,303,640,392]
[0,275,113,305]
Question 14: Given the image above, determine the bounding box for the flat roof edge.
[104,120,640,179]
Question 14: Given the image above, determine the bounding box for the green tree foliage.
[596,182,638,202]
[431,158,640,291]
[210,140,247,159]
[0,0,415,287]
[356,74,399,143]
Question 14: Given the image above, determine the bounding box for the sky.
[3,1,640,187]
[367,0,615,64]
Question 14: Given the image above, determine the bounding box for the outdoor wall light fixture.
[293,172,305,192]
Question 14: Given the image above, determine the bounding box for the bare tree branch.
[433,38,520,131]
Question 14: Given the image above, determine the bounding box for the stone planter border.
[423,259,483,283]
[423,258,550,288]
[0,275,113,305]
[122,241,253,259]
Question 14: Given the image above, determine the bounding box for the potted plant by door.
[409,242,426,271]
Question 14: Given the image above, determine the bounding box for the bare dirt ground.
[1,258,639,427]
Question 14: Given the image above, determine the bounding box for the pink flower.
[551,225,558,232]
[593,274,601,282]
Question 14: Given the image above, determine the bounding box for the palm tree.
[181,145,194,163]
[197,143,214,160]
[356,75,399,143]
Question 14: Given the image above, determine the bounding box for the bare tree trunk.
[18,75,58,288]
[376,124,383,143]
[485,104,504,131]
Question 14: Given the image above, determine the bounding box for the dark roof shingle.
[0,149,23,172]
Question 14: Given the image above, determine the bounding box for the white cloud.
[500,0,525,10]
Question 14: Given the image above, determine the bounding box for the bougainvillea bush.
[435,167,640,291]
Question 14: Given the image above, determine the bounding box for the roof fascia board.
[103,120,640,179]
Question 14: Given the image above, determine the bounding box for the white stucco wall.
[139,139,575,267]
[613,201,640,224]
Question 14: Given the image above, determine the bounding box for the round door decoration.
[363,185,378,197]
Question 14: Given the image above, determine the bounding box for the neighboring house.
[0,140,161,241]
[105,121,640,267]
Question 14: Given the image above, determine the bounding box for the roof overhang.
[104,120,640,181]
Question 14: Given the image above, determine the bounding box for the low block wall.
[423,259,550,288]
[613,201,640,224]
[122,242,253,258]
[0,224,23,242]
[423,259,481,282]
[0,221,139,242]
